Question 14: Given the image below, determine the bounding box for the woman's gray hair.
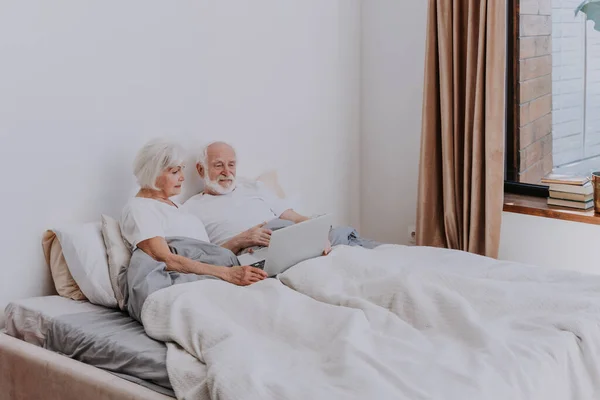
[133,138,186,190]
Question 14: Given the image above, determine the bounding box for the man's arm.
[222,210,312,254]
[221,222,273,254]
[279,209,310,224]
[220,235,245,255]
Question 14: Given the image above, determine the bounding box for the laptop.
[237,213,333,277]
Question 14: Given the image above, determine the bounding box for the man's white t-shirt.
[120,197,210,250]
[181,181,291,245]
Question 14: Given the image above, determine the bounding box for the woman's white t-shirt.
[120,197,210,250]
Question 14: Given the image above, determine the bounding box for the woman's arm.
[137,236,267,285]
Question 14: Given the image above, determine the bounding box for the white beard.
[204,175,236,195]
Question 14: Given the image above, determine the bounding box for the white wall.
[360,0,428,244]
[0,0,360,325]
[499,212,600,272]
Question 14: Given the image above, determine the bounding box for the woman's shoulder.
[120,197,160,219]
[122,196,150,210]
[123,197,185,215]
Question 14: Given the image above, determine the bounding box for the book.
[549,190,593,202]
[547,197,594,210]
[541,173,590,186]
[548,181,593,195]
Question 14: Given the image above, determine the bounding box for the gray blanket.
[119,237,240,323]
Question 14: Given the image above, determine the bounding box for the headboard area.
[0,0,361,327]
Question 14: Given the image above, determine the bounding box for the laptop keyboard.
[250,260,266,269]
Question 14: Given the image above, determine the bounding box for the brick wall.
[552,0,585,166]
[585,22,600,159]
[518,0,554,184]
[517,0,600,181]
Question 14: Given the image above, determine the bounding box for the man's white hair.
[197,141,236,167]
[133,138,186,190]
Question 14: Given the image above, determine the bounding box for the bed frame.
[0,333,173,400]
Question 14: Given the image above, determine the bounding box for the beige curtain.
[416,0,506,258]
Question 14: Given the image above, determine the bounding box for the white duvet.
[141,244,600,400]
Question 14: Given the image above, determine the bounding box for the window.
[506,0,600,196]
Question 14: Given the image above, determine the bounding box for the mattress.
[5,296,174,398]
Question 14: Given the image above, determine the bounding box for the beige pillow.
[100,214,132,310]
[42,230,87,301]
[256,169,286,199]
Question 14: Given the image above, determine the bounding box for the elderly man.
[181,141,321,255]
[182,141,379,255]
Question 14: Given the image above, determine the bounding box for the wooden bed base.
[0,333,173,400]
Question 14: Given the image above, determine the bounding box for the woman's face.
[155,166,185,197]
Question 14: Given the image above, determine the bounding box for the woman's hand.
[224,265,268,286]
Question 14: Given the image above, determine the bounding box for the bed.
[0,333,171,400]
[5,227,600,399]
[2,295,175,399]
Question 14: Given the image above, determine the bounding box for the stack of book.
[541,173,594,210]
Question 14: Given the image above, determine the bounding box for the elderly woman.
[119,139,267,300]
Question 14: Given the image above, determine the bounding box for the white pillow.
[255,169,286,199]
[53,222,118,309]
[100,214,132,310]
[254,169,308,213]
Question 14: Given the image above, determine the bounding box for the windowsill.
[504,193,600,225]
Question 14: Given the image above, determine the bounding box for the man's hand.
[241,222,272,248]
[224,265,268,286]
[220,222,273,255]
[322,239,332,256]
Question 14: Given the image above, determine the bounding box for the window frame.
[504,0,549,198]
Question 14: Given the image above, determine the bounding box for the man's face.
[198,143,237,195]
